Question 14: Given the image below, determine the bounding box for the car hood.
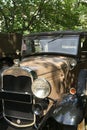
[20,55,70,99]
[20,55,69,76]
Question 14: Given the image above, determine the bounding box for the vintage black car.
[0,31,87,130]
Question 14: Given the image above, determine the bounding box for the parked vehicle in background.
[0,31,87,130]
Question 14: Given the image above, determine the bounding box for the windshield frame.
[22,33,80,57]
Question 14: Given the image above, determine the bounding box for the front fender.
[52,94,86,126]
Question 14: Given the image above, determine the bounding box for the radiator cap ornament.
[14,59,20,67]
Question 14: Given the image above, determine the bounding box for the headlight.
[32,78,51,99]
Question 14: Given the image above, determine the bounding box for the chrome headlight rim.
[31,78,51,99]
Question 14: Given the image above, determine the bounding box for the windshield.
[22,35,79,56]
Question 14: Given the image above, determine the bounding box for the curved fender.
[51,94,86,126]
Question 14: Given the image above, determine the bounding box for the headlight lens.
[32,78,51,99]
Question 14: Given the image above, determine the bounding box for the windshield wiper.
[48,34,64,43]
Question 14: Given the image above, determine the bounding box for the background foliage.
[0,0,87,34]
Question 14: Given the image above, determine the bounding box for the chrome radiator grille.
[0,66,36,127]
[2,75,33,120]
[3,75,32,93]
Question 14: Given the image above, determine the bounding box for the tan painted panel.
[21,55,69,100]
